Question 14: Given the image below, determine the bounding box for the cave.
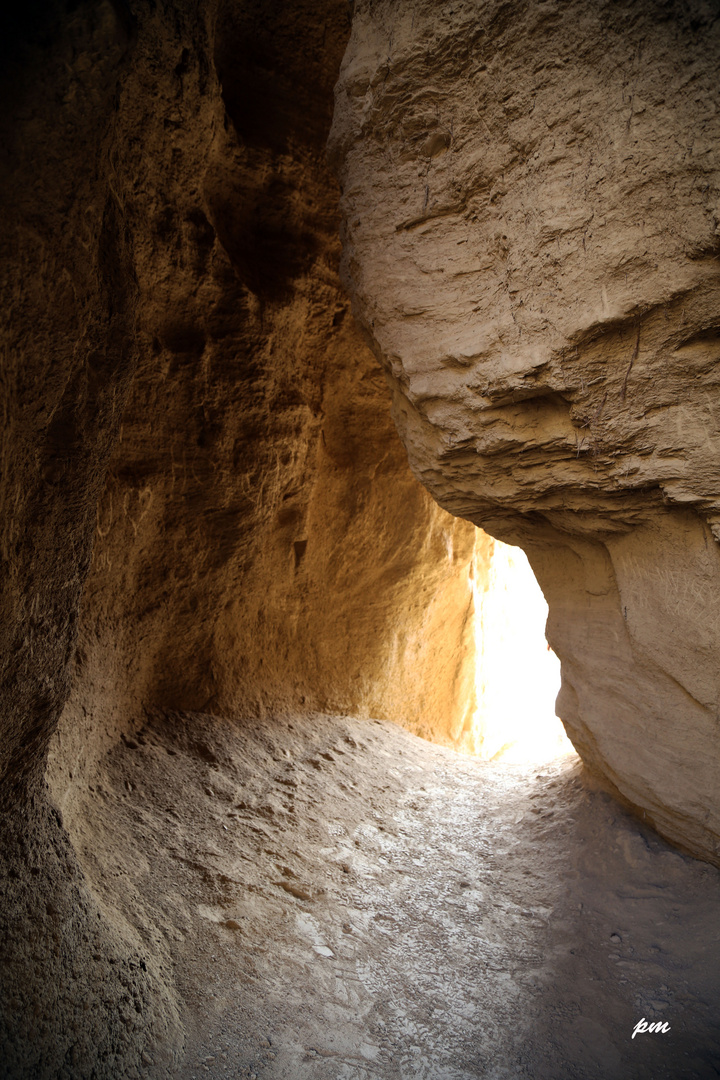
[2,0,720,1077]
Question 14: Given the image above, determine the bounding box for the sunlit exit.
[471,535,576,764]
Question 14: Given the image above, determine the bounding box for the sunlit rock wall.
[51,0,481,807]
[0,0,486,1074]
[330,0,720,863]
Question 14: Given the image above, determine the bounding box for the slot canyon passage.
[3,0,720,1077]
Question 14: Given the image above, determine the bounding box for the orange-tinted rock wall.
[0,3,482,1073]
[50,0,480,801]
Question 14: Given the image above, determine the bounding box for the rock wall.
[330,0,720,863]
[49,0,481,804]
[8,0,720,1070]
[0,1,483,1073]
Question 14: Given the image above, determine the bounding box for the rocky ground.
[65,711,720,1080]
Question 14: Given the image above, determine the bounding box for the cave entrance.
[471,535,575,764]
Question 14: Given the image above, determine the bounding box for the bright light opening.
[471,534,576,765]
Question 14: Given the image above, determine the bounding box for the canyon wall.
[1,1,482,1074]
[4,0,720,1072]
[50,0,481,804]
[330,0,720,863]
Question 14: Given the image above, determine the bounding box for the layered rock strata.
[331,0,720,863]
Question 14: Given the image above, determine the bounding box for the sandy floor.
[68,710,720,1079]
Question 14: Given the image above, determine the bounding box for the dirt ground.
[64,710,720,1079]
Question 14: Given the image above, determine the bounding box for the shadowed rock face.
[0,0,139,812]
[0,1,482,1073]
[330,0,720,863]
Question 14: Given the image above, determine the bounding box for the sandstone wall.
[330,0,720,863]
[49,0,480,806]
[0,1,483,1073]
[0,5,187,1074]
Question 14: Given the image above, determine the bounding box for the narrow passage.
[75,711,720,1080]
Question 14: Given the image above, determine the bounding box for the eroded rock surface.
[1,0,483,1073]
[50,0,483,805]
[5,0,720,1073]
[331,0,720,863]
[66,708,720,1080]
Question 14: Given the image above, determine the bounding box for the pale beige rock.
[331,0,720,863]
